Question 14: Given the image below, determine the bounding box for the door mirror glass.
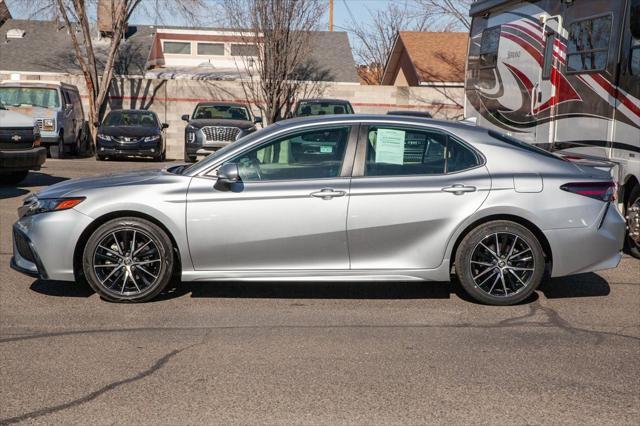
[181,114,190,122]
[224,126,350,182]
[254,116,263,124]
[217,163,240,184]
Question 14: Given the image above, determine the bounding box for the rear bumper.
[0,147,46,172]
[545,203,626,277]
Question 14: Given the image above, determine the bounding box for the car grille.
[14,229,35,263]
[113,136,143,143]
[201,126,240,142]
[0,127,35,150]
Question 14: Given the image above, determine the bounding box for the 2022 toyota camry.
[11,115,625,305]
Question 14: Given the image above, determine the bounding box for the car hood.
[98,126,160,137]
[0,109,34,127]
[188,119,255,130]
[34,168,168,199]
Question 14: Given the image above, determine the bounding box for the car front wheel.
[455,220,545,305]
[82,217,175,302]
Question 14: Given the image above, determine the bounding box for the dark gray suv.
[182,102,262,162]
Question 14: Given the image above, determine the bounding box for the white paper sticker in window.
[375,129,405,165]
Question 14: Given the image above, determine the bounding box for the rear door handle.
[310,188,347,200]
[442,184,477,195]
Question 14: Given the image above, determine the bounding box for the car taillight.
[560,181,616,202]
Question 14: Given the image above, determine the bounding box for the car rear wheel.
[82,217,175,302]
[455,220,545,305]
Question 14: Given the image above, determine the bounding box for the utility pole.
[329,0,333,31]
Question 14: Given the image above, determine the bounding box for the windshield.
[193,105,251,121]
[104,111,158,127]
[296,102,353,117]
[0,87,61,109]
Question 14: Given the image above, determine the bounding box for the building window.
[479,26,500,68]
[230,43,258,57]
[197,43,225,56]
[566,15,612,73]
[163,41,191,55]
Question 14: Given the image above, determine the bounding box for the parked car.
[10,115,625,305]
[182,102,261,162]
[0,100,46,184]
[0,80,87,158]
[387,110,433,118]
[95,110,168,161]
[292,98,354,117]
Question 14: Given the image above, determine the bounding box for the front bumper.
[0,147,46,172]
[11,209,94,281]
[545,202,626,277]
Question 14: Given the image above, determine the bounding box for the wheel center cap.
[498,261,506,268]
[124,258,132,265]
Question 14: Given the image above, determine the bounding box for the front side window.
[479,26,501,68]
[566,15,612,72]
[364,127,480,176]
[193,104,251,121]
[631,46,640,76]
[226,126,350,181]
[0,87,61,109]
[631,0,640,40]
[163,41,191,55]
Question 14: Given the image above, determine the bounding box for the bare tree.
[413,0,473,30]
[345,1,428,85]
[222,0,327,123]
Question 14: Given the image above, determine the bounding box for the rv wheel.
[626,186,640,259]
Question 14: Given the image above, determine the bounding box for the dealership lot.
[1,159,639,424]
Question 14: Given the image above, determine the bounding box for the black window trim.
[203,123,359,182]
[478,25,502,70]
[351,123,486,179]
[564,12,614,75]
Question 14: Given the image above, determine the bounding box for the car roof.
[108,109,157,114]
[195,102,249,108]
[0,80,78,90]
[297,98,352,104]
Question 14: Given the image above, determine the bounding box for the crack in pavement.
[0,335,209,425]
[1,301,638,345]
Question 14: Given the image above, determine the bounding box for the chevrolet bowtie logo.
[11,134,22,141]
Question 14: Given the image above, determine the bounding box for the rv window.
[631,0,640,39]
[631,47,640,76]
[542,32,556,80]
[163,41,191,55]
[566,15,612,73]
[479,26,501,68]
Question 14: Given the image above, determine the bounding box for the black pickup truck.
[0,101,46,185]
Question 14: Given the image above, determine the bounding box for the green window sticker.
[320,145,333,153]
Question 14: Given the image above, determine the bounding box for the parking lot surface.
[1,159,639,425]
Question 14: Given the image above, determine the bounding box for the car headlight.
[19,197,85,218]
[143,135,160,142]
[40,118,55,131]
[186,126,197,143]
[97,133,112,141]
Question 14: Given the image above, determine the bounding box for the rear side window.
[566,15,612,73]
[479,26,501,68]
[364,127,481,177]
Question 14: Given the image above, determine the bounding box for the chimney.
[97,0,124,37]
[0,0,12,27]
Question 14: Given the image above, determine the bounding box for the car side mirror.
[161,123,169,129]
[254,116,263,124]
[181,114,190,122]
[217,163,240,185]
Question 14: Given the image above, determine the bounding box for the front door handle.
[442,184,477,195]
[310,188,347,200]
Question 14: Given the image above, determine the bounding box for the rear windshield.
[0,87,61,109]
[488,130,565,161]
[296,102,353,116]
[193,105,250,121]
[104,111,158,127]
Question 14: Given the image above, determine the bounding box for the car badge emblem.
[11,134,22,141]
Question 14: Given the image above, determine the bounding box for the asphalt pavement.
[1,159,639,425]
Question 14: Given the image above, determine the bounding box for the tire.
[0,170,29,185]
[82,217,175,302]
[455,220,545,305]
[96,154,106,161]
[184,153,196,162]
[48,140,62,159]
[156,150,166,162]
[625,185,640,259]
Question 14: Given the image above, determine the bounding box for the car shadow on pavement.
[0,172,69,199]
[30,280,95,298]
[538,273,610,298]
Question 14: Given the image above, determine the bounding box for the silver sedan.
[11,115,626,305]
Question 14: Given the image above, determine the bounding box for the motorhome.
[464,0,640,257]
